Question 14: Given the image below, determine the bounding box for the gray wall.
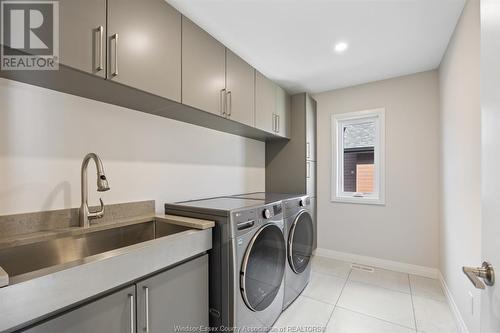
[439,0,481,331]
[0,78,265,215]
[314,70,441,268]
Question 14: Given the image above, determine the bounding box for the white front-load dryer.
[283,196,314,310]
[232,204,286,331]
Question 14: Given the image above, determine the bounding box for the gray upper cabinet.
[306,96,317,161]
[266,93,317,245]
[182,17,226,116]
[276,86,291,138]
[107,0,181,101]
[136,255,209,333]
[255,71,277,133]
[4,0,292,141]
[23,286,136,333]
[58,0,106,77]
[226,49,255,126]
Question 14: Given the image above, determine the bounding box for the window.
[332,109,385,205]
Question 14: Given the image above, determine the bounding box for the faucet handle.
[88,198,105,220]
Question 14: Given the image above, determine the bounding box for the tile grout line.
[318,260,446,300]
[335,305,418,331]
[347,277,412,296]
[300,293,337,305]
[408,274,419,332]
[317,260,424,297]
[321,267,416,331]
[322,268,353,331]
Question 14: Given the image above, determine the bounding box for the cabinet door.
[23,286,136,333]
[275,86,290,138]
[107,0,181,101]
[306,95,317,161]
[182,17,226,116]
[59,0,106,77]
[136,255,209,333]
[226,49,255,126]
[306,160,316,196]
[255,71,276,133]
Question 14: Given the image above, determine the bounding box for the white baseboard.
[438,272,470,333]
[314,248,439,278]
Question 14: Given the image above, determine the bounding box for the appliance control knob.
[262,209,271,219]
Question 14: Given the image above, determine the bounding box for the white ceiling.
[167,0,465,94]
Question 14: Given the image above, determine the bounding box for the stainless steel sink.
[0,220,189,283]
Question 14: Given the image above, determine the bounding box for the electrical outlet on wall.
[468,291,474,315]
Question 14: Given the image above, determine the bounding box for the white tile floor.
[273,256,458,333]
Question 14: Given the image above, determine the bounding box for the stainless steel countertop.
[0,217,212,332]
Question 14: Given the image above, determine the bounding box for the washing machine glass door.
[240,224,286,312]
[288,210,314,274]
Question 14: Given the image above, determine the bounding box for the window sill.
[331,196,385,206]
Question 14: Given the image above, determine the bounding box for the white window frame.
[331,108,385,205]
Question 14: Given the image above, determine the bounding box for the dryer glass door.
[288,210,314,274]
[241,224,286,312]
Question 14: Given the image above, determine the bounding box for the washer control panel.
[299,197,311,207]
[273,204,282,216]
[232,203,283,237]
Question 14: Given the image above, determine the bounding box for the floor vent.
[351,263,375,272]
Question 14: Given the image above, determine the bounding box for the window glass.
[342,121,375,194]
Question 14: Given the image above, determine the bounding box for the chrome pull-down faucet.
[79,153,110,227]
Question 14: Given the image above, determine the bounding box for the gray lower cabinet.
[226,49,255,126]
[59,0,106,77]
[21,255,208,333]
[182,17,226,116]
[106,0,182,101]
[136,255,208,333]
[255,71,277,133]
[23,286,136,333]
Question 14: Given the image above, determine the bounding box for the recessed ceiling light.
[333,41,349,54]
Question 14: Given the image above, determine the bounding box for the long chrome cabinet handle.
[144,286,150,333]
[272,113,276,132]
[306,142,310,159]
[220,89,226,116]
[306,161,311,178]
[111,34,119,77]
[128,293,135,333]
[276,115,280,133]
[96,26,104,71]
[227,91,232,117]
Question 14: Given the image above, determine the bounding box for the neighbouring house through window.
[332,109,385,204]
